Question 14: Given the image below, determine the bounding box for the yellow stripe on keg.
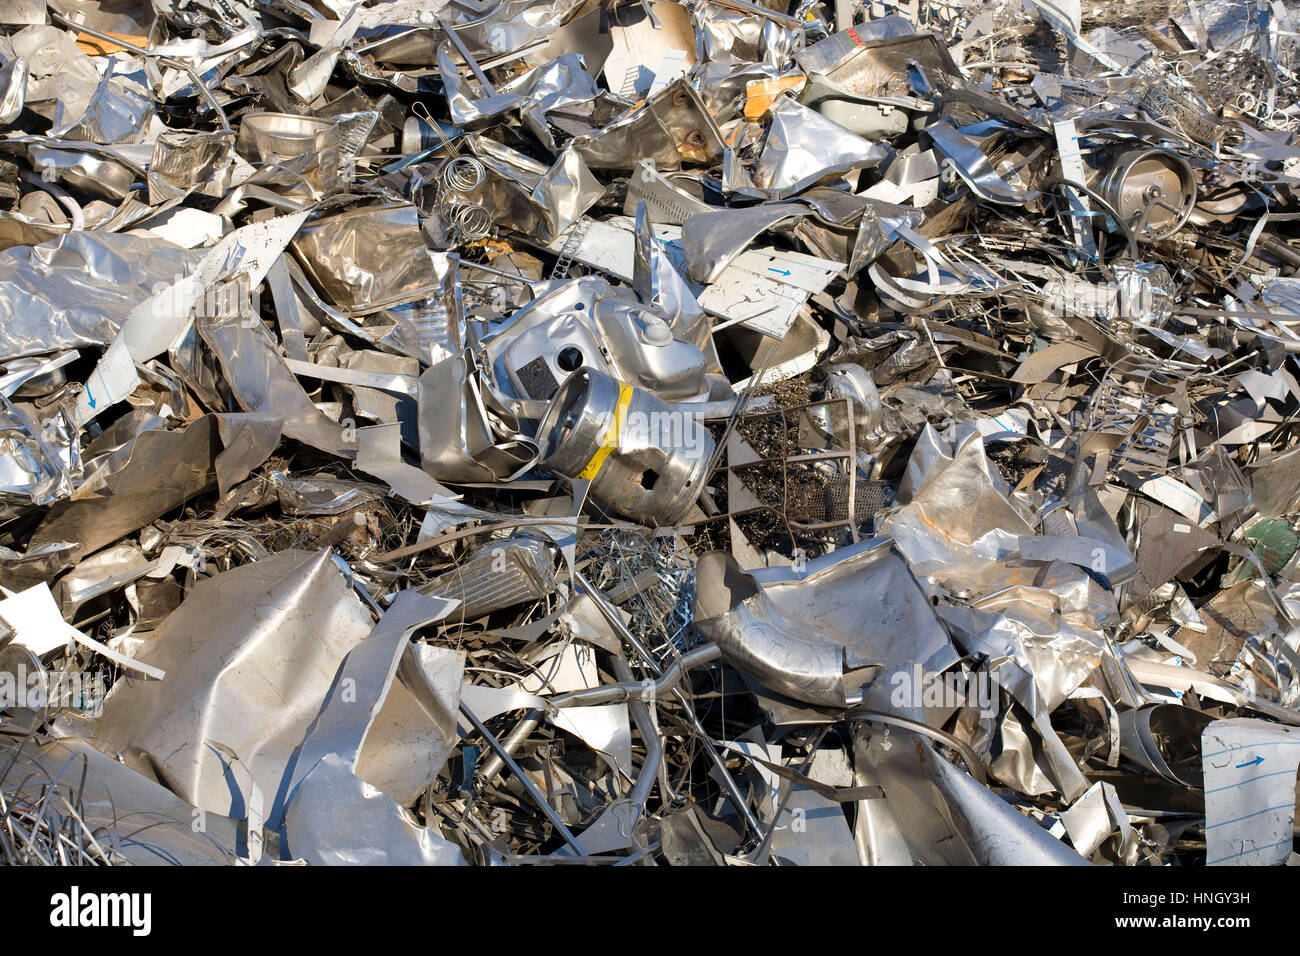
[576,383,634,480]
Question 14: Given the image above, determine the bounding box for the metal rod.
[438,16,497,95]
[51,13,232,132]
[458,701,585,853]
[475,707,542,788]
[572,570,762,836]
[549,644,722,706]
[612,655,665,817]
[849,708,988,784]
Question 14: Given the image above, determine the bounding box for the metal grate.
[549,218,591,281]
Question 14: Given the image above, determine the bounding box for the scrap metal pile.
[4,0,1300,867]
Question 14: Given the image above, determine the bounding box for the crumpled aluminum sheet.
[29,414,219,556]
[0,231,195,360]
[754,96,888,197]
[292,203,447,315]
[418,350,539,482]
[198,316,355,458]
[48,60,153,145]
[889,421,1036,565]
[442,49,600,131]
[571,79,726,170]
[459,135,604,243]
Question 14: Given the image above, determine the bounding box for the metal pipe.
[549,644,722,706]
[572,569,762,836]
[1257,234,1300,270]
[499,840,661,865]
[459,259,541,284]
[476,573,760,839]
[573,570,658,663]
[848,708,988,785]
[705,0,802,29]
[669,688,764,838]
[458,701,584,853]
[612,656,663,818]
[476,647,692,820]
[475,707,542,787]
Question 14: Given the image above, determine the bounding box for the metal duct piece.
[694,539,955,709]
[693,549,853,707]
[1118,703,1213,787]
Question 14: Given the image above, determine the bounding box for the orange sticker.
[743,77,806,120]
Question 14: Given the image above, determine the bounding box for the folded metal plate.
[292,203,444,315]
[282,589,467,865]
[93,549,375,828]
[29,415,219,555]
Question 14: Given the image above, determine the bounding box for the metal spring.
[432,156,491,242]
[438,194,493,242]
[441,156,485,193]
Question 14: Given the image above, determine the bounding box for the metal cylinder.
[1095,148,1196,242]
[536,368,714,525]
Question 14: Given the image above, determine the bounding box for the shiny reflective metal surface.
[3,0,1300,878]
[236,111,340,199]
[537,367,713,524]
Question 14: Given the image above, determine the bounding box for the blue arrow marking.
[1236,755,1264,769]
[768,267,791,276]
[88,367,113,411]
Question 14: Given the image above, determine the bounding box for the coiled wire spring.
[435,156,493,243]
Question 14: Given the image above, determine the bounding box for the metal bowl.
[236,112,340,195]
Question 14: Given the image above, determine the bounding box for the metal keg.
[536,368,714,525]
